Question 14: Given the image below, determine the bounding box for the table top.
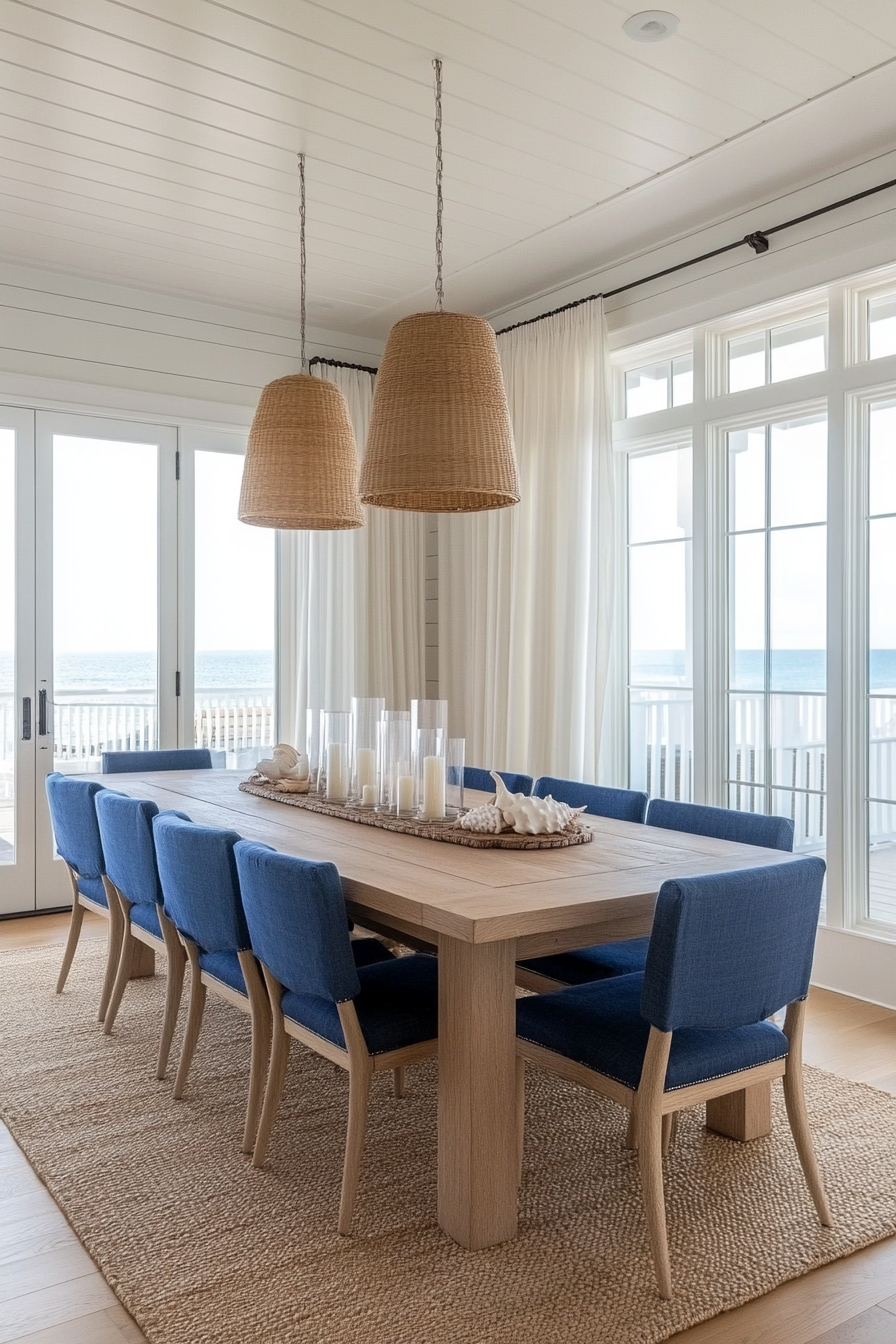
[97,769,799,950]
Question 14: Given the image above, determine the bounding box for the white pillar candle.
[397,774,415,813]
[326,741,347,799]
[362,784,376,807]
[356,746,376,792]
[421,754,446,819]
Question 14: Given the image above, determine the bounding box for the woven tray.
[238,780,593,850]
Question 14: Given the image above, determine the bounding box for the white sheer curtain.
[292,363,426,740]
[439,298,614,782]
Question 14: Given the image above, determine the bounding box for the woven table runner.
[238,780,593,850]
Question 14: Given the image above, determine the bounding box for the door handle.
[22,697,31,741]
[38,689,47,737]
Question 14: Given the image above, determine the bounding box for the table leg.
[706,1081,772,1141]
[437,936,518,1249]
[129,940,156,979]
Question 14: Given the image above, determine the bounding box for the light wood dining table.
[98,769,800,1250]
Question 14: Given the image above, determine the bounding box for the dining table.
[97,768,800,1251]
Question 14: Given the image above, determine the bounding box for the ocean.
[0,650,273,693]
[633,650,896,693]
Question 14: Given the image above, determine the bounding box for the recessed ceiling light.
[623,10,679,41]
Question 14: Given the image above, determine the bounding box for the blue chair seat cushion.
[281,953,438,1056]
[129,901,162,939]
[199,948,247,995]
[350,937,395,968]
[516,973,789,1092]
[77,875,107,907]
[519,936,649,986]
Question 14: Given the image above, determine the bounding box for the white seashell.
[272,776,310,793]
[489,772,586,835]
[455,804,508,834]
[272,742,299,767]
[255,757,286,781]
[256,744,309,782]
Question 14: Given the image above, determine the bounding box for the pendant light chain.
[298,151,307,373]
[433,58,444,314]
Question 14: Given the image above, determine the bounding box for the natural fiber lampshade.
[359,311,519,512]
[238,374,364,530]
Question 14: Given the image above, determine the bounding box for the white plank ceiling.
[1,0,895,339]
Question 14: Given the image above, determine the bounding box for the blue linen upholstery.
[234,841,439,1053]
[102,748,213,774]
[463,767,534,796]
[152,813,250,953]
[129,901,163,939]
[95,793,163,906]
[281,955,439,1056]
[516,972,789,1091]
[532,777,648,823]
[645,798,794,852]
[642,859,824,1031]
[199,948,246,995]
[350,938,397,968]
[45,774,107,905]
[516,858,825,1092]
[520,936,650,987]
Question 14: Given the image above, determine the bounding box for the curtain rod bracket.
[744,232,769,255]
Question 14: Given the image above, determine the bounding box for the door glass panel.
[0,431,14,860]
[770,525,826,692]
[728,427,765,532]
[53,437,158,771]
[730,531,765,690]
[770,416,827,528]
[628,446,691,543]
[869,801,896,924]
[869,401,896,518]
[194,452,275,765]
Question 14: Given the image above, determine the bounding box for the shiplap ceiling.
[1,0,896,339]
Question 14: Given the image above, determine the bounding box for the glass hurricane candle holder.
[416,727,446,821]
[379,712,412,814]
[351,696,385,800]
[321,710,351,802]
[410,699,448,771]
[306,707,324,794]
[446,737,465,814]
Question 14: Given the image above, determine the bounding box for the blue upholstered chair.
[46,773,120,1021]
[463,767,534,796]
[95,792,189,1078]
[518,796,795,993]
[515,858,831,1298]
[102,748,213,774]
[234,841,440,1233]
[151,813,272,1153]
[532,776,648,822]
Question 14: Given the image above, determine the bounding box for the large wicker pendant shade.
[359,311,519,512]
[238,373,363,530]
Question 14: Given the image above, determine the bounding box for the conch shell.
[254,743,310,784]
[490,772,586,835]
[456,804,507,834]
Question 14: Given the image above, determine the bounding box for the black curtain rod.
[495,172,896,337]
[308,355,378,375]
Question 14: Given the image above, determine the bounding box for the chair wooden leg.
[338,1065,372,1235]
[392,1066,406,1098]
[239,951,272,1154]
[55,893,84,995]
[252,1010,291,1169]
[173,944,207,1100]
[783,1001,833,1226]
[97,884,124,1023]
[661,1111,678,1157]
[636,1028,674,1299]
[516,1056,525,1186]
[103,906,137,1035]
[156,933,187,1080]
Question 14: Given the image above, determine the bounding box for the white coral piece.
[255,742,309,782]
[490,771,586,835]
[456,804,508,834]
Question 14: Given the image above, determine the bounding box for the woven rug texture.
[1,941,895,1344]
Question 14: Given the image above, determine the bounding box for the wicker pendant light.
[359,62,519,514]
[239,156,363,531]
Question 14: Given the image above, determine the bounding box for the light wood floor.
[1,912,895,1344]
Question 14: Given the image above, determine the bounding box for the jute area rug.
[2,943,896,1344]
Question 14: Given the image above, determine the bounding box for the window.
[627,445,693,801]
[624,355,693,417]
[726,415,827,856]
[868,398,896,924]
[728,317,827,392]
[869,295,896,361]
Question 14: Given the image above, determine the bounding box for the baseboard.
[812,923,896,1010]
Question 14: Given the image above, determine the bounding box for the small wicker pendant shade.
[238,373,364,530]
[359,311,519,512]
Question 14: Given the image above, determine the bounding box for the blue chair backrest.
[45,774,105,880]
[102,748,213,774]
[463,767,533,795]
[152,813,249,953]
[234,842,361,1005]
[646,798,794,852]
[642,857,825,1032]
[95,792,161,905]
[533,776,648,823]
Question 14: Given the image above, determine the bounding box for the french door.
[1,409,178,914]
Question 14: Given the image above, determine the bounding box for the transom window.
[624,355,693,417]
[728,316,827,393]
